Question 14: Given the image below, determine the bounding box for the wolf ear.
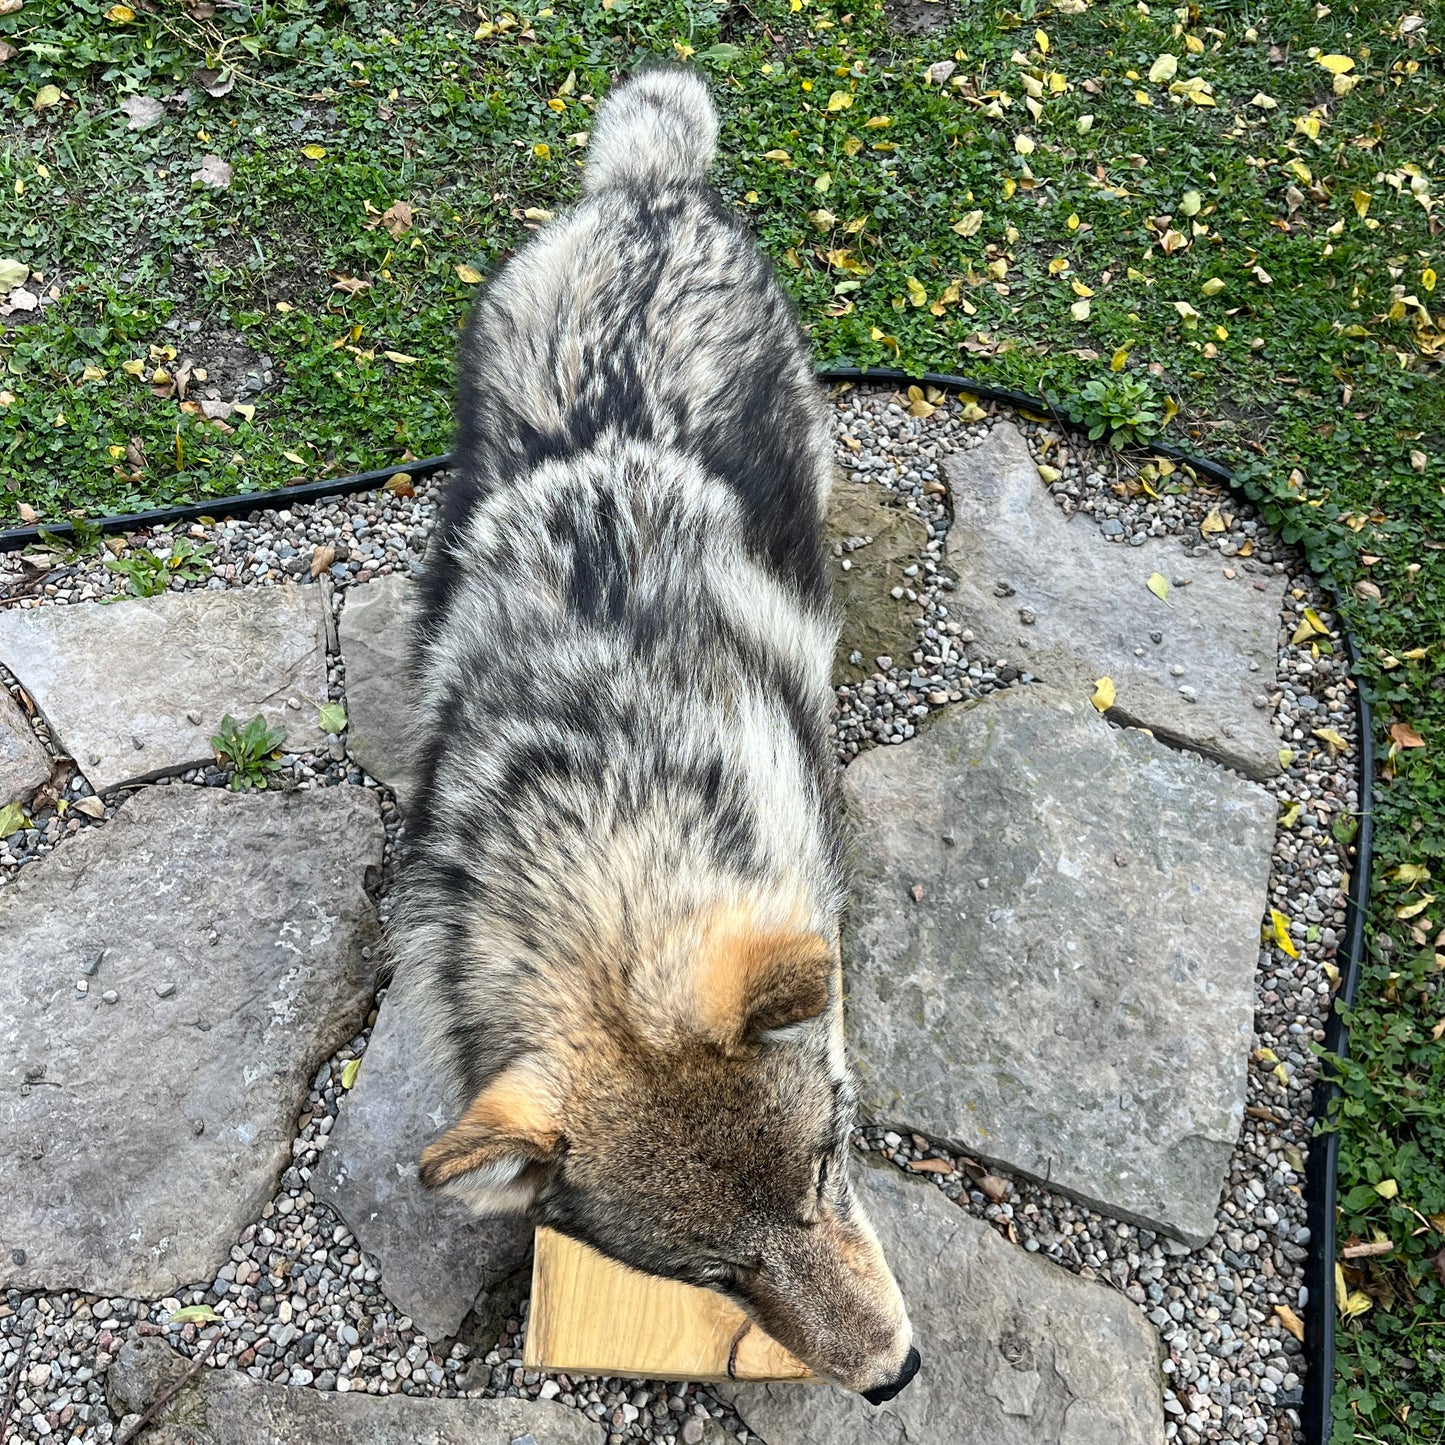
[699,927,834,1056]
[418,1059,563,1212]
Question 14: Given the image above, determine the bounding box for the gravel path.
[0,387,1356,1445]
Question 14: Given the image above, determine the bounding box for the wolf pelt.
[394,66,917,1398]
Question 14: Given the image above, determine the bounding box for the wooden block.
[524,1227,813,1383]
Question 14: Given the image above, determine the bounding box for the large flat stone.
[314,980,531,1342]
[0,783,383,1297]
[826,477,928,685]
[0,586,329,793]
[720,1158,1163,1445]
[943,422,1285,777]
[339,574,418,807]
[844,685,1275,1245]
[0,685,49,808]
[108,1337,599,1445]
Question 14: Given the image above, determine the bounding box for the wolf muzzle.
[861,1345,921,1405]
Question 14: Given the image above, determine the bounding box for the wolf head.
[417,922,917,1400]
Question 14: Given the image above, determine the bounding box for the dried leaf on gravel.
[1312,727,1350,755]
[0,803,28,839]
[1274,1304,1305,1341]
[980,1175,1009,1202]
[1199,507,1226,536]
[382,472,415,497]
[167,1304,218,1324]
[340,1058,361,1089]
[1090,676,1116,712]
[1270,909,1299,958]
[317,702,347,735]
[309,544,336,578]
[905,1157,950,1173]
[118,94,164,131]
[73,797,105,819]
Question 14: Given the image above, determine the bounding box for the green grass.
[2,0,1442,1436]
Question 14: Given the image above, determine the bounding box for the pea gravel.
[1,386,1359,1445]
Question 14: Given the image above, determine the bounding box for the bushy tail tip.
[583,66,718,193]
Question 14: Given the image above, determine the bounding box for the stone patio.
[0,398,1316,1444]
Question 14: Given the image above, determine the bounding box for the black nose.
[861,1346,921,1405]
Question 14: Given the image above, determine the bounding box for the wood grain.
[523,1227,813,1383]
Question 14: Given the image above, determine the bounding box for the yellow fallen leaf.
[455,264,483,284]
[1070,298,1091,321]
[1014,134,1035,155]
[1067,212,1081,230]
[863,115,890,129]
[232,403,255,422]
[301,144,327,160]
[1279,801,1302,828]
[1396,894,1435,920]
[341,1058,361,1089]
[951,210,984,237]
[1091,677,1116,713]
[764,148,792,162]
[104,3,135,18]
[1275,1305,1305,1342]
[1109,347,1130,372]
[1303,607,1329,635]
[1352,190,1371,219]
[1146,572,1170,603]
[1313,727,1350,755]
[34,85,63,111]
[1375,1178,1399,1199]
[1279,749,1295,769]
[826,91,853,112]
[1070,279,1094,297]
[1317,53,1355,74]
[1038,464,1062,483]
[1394,863,1431,886]
[1148,54,1178,82]
[1270,909,1299,958]
[905,276,928,308]
[384,351,418,364]
[283,450,307,466]
[1201,277,1225,297]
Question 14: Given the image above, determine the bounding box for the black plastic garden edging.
[0,453,452,552]
[0,365,1373,1445]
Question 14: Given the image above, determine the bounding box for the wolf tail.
[582,66,718,194]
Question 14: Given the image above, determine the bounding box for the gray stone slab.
[0,586,329,793]
[314,980,531,1342]
[843,685,1275,1246]
[0,684,49,808]
[826,477,929,686]
[339,574,418,807]
[720,1158,1163,1445]
[0,783,383,1296]
[109,1337,600,1445]
[943,422,1285,778]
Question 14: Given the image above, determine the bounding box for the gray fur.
[392,67,916,1396]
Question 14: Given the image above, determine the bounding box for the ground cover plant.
[0,0,1441,1437]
